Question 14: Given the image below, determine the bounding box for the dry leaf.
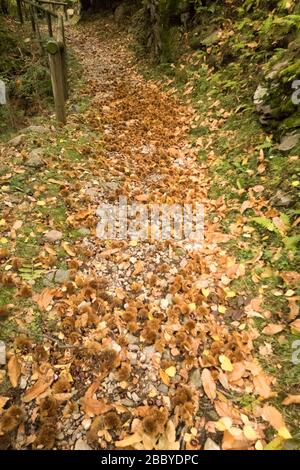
[262,324,285,335]
[115,433,142,448]
[22,369,53,402]
[8,355,21,388]
[282,395,300,406]
[202,368,216,401]
[261,405,285,431]
[81,381,113,416]
[33,288,53,311]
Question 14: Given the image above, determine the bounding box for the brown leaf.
[33,288,53,311]
[222,430,250,450]
[8,355,21,388]
[288,297,300,321]
[282,395,300,406]
[261,405,285,431]
[201,368,216,401]
[81,381,113,416]
[262,324,285,336]
[115,433,142,448]
[22,369,53,403]
[253,372,274,399]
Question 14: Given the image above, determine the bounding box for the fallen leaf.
[219,355,233,372]
[165,366,176,378]
[22,369,53,402]
[261,405,285,431]
[282,395,300,406]
[81,381,113,416]
[202,368,216,401]
[115,433,142,448]
[8,355,21,388]
[262,324,285,335]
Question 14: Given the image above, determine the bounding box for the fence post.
[29,5,36,36]
[46,11,53,36]
[16,0,23,24]
[47,39,66,124]
[57,15,68,100]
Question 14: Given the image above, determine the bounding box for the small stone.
[189,368,202,388]
[127,334,139,345]
[204,438,220,451]
[74,438,92,451]
[158,384,169,394]
[278,133,300,152]
[23,125,48,134]
[25,149,45,169]
[0,341,6,365]
[128,352,137,365]
[120,398,134,407]
[140,353,146,363]
[254,85,268,105]
[44,230,63,243]
[20,376,28,389]
[7,134,26,148]
[54,269,70,284]
[131,392,140,402]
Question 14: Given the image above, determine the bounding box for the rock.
[7,134,26,148]
[131,392,140,402]
[54,269,70,284]
[82,418,91,431]
[128,352,137,365]
[277,133,300,151]
[253,85,269,106]
[67,8,74,18]
[44,230,63,243]
[272,190,295,208]
[158,384,169,394]
[0,341,6,365]
[201,30,221,47]
[25,149,45,169]
[74,438,92,451]
[23,125,48,134]
[204,438,220,451]
[189,368,202,388]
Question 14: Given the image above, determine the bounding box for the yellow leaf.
[264,436,284,450]
[218,305,226,314]
[215,417,232,432]
[159,368,170,386]
[219,355,233,372]
[243,425,258,441]
[165,366,176,378]
[201,288,210,298]
[226,290,236,298]
[278,427,292,440]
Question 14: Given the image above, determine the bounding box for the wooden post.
[46,11,53,36]
[47,39,66,124]
[16,0,24,24]
[29,5,36,36]
[57,15,68,100]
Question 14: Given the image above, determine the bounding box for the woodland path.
[0,16,289,451]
